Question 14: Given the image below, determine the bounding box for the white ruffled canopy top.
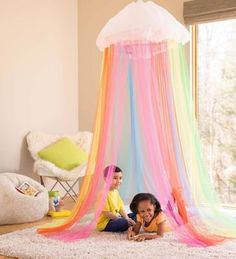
[96,1,190,51]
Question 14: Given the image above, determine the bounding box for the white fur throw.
[0,173,49,225]
[26,131,93,180]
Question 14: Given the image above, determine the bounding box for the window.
[192,19,236,204]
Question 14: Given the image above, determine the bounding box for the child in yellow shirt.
[97,166,136,232]
[127,193,171,241]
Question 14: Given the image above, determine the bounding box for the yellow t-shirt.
[137,212,171,233]
[96,189,124,231]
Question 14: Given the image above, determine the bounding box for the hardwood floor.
[0,198,75,259]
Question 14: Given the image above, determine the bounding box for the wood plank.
[0,255,16,259]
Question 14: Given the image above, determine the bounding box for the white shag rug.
[1,228,236,259]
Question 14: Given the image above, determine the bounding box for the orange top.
[137,212,171,233]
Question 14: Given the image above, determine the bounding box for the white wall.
[0,0,190,181]
[0,0,79,179]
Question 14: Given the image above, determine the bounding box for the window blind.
[184,0,236,25]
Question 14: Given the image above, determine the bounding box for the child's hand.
[132,234,146,242]
[126,218,136,226]
[127,227,136,240]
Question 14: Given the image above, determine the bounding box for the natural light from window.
[197,19,236,204]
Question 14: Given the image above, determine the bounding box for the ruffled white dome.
[96,1,190,51]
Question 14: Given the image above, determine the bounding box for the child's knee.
[112,218,129,232]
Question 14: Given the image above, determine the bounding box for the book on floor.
[16,182,39,196]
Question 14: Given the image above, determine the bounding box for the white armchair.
[26,131,92,201]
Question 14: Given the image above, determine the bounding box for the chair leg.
[40,176,45,186]
[57,181,77,202]
[49,180,59,192]
[65,179,79,197]
[45,177,80,202]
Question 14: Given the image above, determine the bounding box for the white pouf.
[0,173,49,225]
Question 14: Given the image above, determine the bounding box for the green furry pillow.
[38,137,88,170]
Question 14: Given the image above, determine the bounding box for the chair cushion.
[38,137,88,170]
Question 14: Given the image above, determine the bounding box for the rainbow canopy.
[38,1,236,246]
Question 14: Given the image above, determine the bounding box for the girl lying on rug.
[127,193,171,242]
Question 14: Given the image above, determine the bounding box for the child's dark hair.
[130,193,162,214]
[103,165,122,178]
